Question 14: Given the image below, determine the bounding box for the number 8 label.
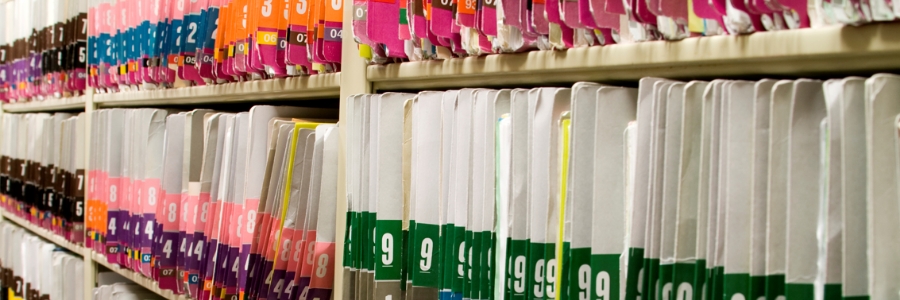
[281,239,292,261]
[309,242,336,289]
[246,210,257,234]
[168,203,177,222]
[109,185,118,202]
[148,187,157,206]
[316,254,329,278]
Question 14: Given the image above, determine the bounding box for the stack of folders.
[342,75,900,300]
[84,0,343,92]
[0,113,87,244]
[0,0,347,102]
[0,219,86,300]
[351,0,899,63]
[83,106,342,300]
[0,0,89,102]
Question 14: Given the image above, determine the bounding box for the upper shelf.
[93,73,341,107]
[2,96,87,113]
[367,22,900,90]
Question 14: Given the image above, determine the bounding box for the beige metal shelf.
[367,22,900,90]
[93,73,341,107]
[92,251,191,300]
[0,209,88,256]
[1,96,88,113]
[0,209,189,300]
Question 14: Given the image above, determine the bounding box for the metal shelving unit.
[2,16,900,300]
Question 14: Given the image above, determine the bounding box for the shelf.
[1,96,88,113]
[0,209,88,256]
[93,73,341,107]
[367,22,900,90]
[92,251,191,300]
[0,209,188,300]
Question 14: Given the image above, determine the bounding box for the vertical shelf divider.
[335,1,372,297]
[83,87,97,300]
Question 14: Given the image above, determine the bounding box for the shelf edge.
[367,23,900,90]
[93,74,342,107]
[2,96,88,113]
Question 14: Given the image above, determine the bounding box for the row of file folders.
[0,105,344,300]
[5,0,900,101]
[0,0,345,102]
[341,75,900,300]
[0,220,86,300]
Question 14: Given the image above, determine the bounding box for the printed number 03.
[246,210,257,233]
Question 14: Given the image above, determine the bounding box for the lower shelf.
[0,209,189,300]
[0,210,87,256]
[91,251,190,300]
